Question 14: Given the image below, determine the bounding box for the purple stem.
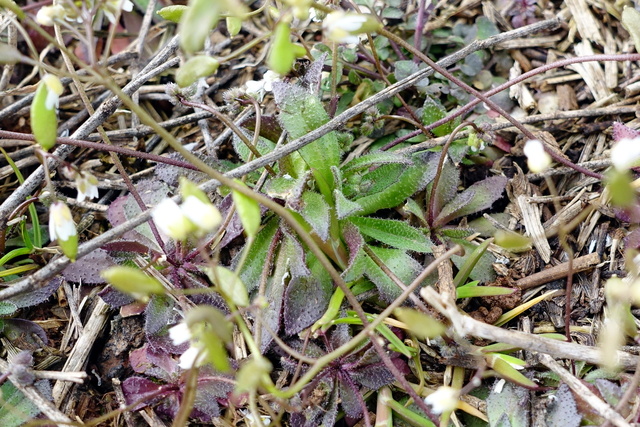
[413,0,427,63]
[0,130,200,171]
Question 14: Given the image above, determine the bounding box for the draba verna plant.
[2,0,640,425]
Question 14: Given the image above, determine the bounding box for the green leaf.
[394,307,446,339]
[334,189,363,219]
[489,354,536,388]
[348,216,431,253]
[364,246,423,302]
[341,151,412,174]
[486,379,531,427]
[0,301,17,317]
[231,183,261,239]
[30,77,60,151]
[179,0,221,53]
[422,96,454,137]
[101,266,165,301]
[452,238,492,288]
[156,5,187,22]
[175,55,219,87]
[0,381,42,427]
[301,191,331,241]
[494,230,532,253]
[449,237,496,284]
[354,160,433,216]
[236,217,278,292]
[274,83,341,202]
[206,266,249,307]
[456,283,515,299]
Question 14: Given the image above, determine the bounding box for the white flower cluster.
[611,136,640,171]
[523,139,552,173]
[36,0,133,26]
[168,322,208,370]
[244,70,281,101]
[152,196,221,241]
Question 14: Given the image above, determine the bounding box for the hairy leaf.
[341,151,412,174]
[145,295,182,353]
[62,249,116,284]
[0,380,49,427]
[434,175,508,228]
[237,217,278,292]
[486,380,530,427]
[301,191,331,241]
[335,189,363,219]
[348,217,431,252]
[273,81,341,202]
[545,384,581,427]
[364,246,422,302]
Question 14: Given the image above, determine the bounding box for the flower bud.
[49,201,78,261]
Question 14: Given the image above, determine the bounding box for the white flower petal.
[168,322,191,346]
[611,137,640,171]
[49,202,77,242]
[181,196,221,234]
[523,139,552,173]
[152,198,192,240]
[424,386,459,415]
[178,346,206,370]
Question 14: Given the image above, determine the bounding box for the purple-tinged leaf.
[545,384,581,427]
[299,53,326,92]
[338,376,363,419]
[62,249,115,284]
[595,379,623,406]
[430,158,460,218]
[129,344,180,382]
[191,375,235,421]
[98,286,136,308]
[145,295,183,353]
[284,275,331,335]
[107,179,170,251]
[434,175,508,228]
[625,228,640,250]
[612,122,640,142]
[101,240,154,255]
[122,376,175,410]
[7,276,61,309]
[2,319,48,347]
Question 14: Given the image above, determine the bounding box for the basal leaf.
[348,217,431,253]
[283,272,332,335]
[341,151,412,174]
[456,283,515,299]
[364,246,423,302]
[449,237,496,284]
[545,384,581,427]
[273,82,340,202]
[0,380,48,427]
[301,191,331,241]
[6,276,61,309]
[0,301,17,317]
[236,217,278,292]
[334,189,363,219]
[422,96,455,137]
[486,380,530,427]
[434,175,507,227]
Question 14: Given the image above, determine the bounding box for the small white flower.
[424,386,459,415]
[245,71,281,101]
[103,0,134,24]
[75,172,99,202]
[49,201,77,242]
[523,139,552,173]
[181,196,222,234]
[36,5,67,26]
[178,345,207,370]
[611,137,640,171]
[323,11,369,44]
[168,322,191,346]
[42,74,63,111]
[152,198,193,241]
[241,409,272,426]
